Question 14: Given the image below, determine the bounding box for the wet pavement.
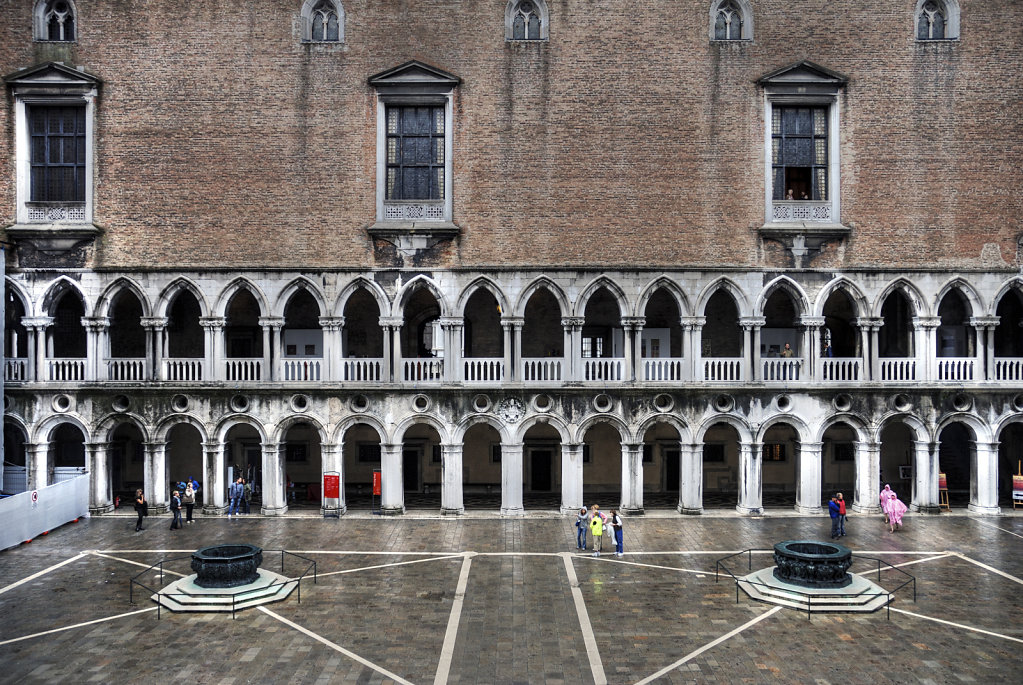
[0,509,1020,684]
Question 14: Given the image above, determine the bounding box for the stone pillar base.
[260,505,288,516]
[89,504,115,515]
[736,505,763,516]
[148,504,169,515]
[202,505,227,516]
[440,507,464,516]
[851,504,882,515]
[677,505,703,515]
[794,505,824,515]
[622,507,644,516]
[379,506,405,516]
[910,504,942,514]
[500,506,525,516]
[321,505,347,516]
[967,503,1001,515]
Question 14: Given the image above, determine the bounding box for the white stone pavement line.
[0,552,88,597]
[972,519,1023,540]
[632,606,784,685]
[433,552,474,685]
[315,554,468,579]
[562,552,608,685]
[953,552,1023,585]
[889,607,1023,645]
[258,606,416,685]
[89,551,186,577]
[0,607,158,647]
[579,556,717,576]
[854,553,952,572]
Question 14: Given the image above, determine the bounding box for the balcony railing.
[282,359,322,382]
[581,357,625,382]
[108,358,147,381]
[48,358,86,382]
[164,358,204,382]
[521,358,564,383]
[936,357,976,382]
[995,358,1023,381]
[403,358,443,383]
[762,358,802,382]
[880,358,917,382]
[820,358,861,382]
[643,358,686,382]
[341,358,383,382]
[463,358,505,384]
[225,358,262,382]
[4,358,28,382]
[703,357,743,382]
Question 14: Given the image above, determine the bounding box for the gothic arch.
[301,0,345,42]
[636,276,691,318]
[933,277,983,318]
[695,277,751,318]
[275,276,328,318]
[333,276,390,318]
[574,276,630,318]
[392,274,449,318]
[756,276,810,318]
[872,278,926,317]
[708,0,753,41]
[5,277,32,316]
[455,276,511,317]
[513,276,570,318]
[989,276,1023,315]
[505,0,550,40]
[156,277,210,318]
[96,277,153,318]
[40,276,91,317]
[214,278,270,317]
[813,277,869,318]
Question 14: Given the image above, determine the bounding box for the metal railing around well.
[714,548,916,620]
[129,550,317,620]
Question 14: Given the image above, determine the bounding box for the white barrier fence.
[0,474,89,552]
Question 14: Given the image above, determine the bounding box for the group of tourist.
[228,477,252,516]
[827,484,909,538]
[575,504,624,557]
[132,477,201,533]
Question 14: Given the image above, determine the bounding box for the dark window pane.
[513,16,525,39]
[933,14,945,39]
[327,15,339,40]
[528,15,540,39]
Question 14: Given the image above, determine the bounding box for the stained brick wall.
[1,1,1020,271]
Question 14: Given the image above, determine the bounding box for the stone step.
[151,569,300,613]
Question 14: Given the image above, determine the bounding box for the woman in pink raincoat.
[880,484,892,524]
[883,485,908,532]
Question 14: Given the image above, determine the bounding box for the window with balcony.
[506,1,549,41]
[916,0,959,41]
[35,1,77,42]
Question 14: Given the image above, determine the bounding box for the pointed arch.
[393,274,448,318]
[756,276,810,318]
[505,0,549,41]
[695,277,750,317]
[456,276,511,317]
[40,275,90,316]
[989,276,1023,316]
[34,0,78,42]
[214,277,270,317]
[301,0,345,42]
[934,277,983,318]
[872,278,926,317]
[334,276,390,318]
[5,277,32,316]
[636,276,690,318]
[813,277,868,318]
[709,0,753,41]
[574,276,630,318]
[96,277,153,318]
[513,276,569,318]
[275,276,327,318]
[156,277,210,318]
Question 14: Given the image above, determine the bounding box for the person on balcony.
[781,343,794,358]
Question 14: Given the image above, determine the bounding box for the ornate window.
[29,105,86,203]
[302,0,344,43]
[34,1,77,42]
[709,0,752,41]
[386,106,445,202]
[506,0,549,41]
[772,107,828,202]
[915,0,959,41]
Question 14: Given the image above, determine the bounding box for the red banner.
[1013,474,1023,502]
[938,472,947,490]
[323,474,340,499]
[372,470,382,496]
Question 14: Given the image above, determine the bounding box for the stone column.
[141,317,168,381]
[502,316,519,382]
[737,441,763,515]
[911,440,940,513]
[970,316,999,381]
[320,441,346,515]
[23,317,53,381]
[800,316,825,381]
[852,441,882,514]
[319,316,344,382]
[27,442,48,490]
[856,317,882,381]
[560,443,584,513]
[440,442,464,515]
[144,441,169,514]
[200,316,225,382]
[259,316,284,382]
[439,317,462,383]
[682,316,705,382]
[82,316,109,382]
[622,316,644,382]
[678,442,703,514]
[619,442,644,514]
[380,442,404,514]
[501,441,525,515]
[202,440,226,514]
[380,317,403,383]
[86,441,114,514]
[796,441,824,514]
[261,441,287,515]
[969,440,1000,514]
[740,317,765,382]
[915,316,940,381]
[563,317,584,381]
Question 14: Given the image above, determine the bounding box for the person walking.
[589,509,604,556]
[837,492,848,537]
[880,484,894,524]
[133,488,147,532]
[884,486,908,532]
[828,494,841,539]
[228,477,243,517]
[575,507,588,550]
[182,482,196,524]
[242,478,252,514]
[169,490,183,530]
[608,509,624,557]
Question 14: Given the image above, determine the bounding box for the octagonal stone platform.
[737,566,892,613]
[152,569,297,613]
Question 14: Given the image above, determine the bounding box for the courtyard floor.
[0,508,1020,684]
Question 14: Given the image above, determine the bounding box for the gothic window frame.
[301,0,345,43]
[505,0,549,42]
[34,0,78,43]
[709,0,753,41]
[915,0,960,41]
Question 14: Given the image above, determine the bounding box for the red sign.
[372,471,382,496]
[938,472,947,490]
[323,474,340,499]
[1013,474,1023,502]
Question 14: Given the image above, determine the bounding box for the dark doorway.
[530,449,552,491]
[403,448,420,492]
[665,448,680,492]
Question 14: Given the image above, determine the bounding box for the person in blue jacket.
[828,494,841,539]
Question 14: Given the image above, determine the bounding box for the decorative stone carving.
[772,540,852,589]
[191,544,263,588]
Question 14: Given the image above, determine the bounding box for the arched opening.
[581,287,623,361]
[762,289,801,357]
[283,422,323,509]
[762,423,798,507]
[49,422,85,485]
[641,421,682,508]
[879,290,914,357]
[641,288,683,380]
[108,290,146,358]
[110,423,145,506]
[523,422,562,509]
[994,289,1023,359]
[821,422,857,507]
[166,290,204,373]
[342,288,384,381]
[400,423,442,510]
[462,422,503,509]
[938,422,974,508]
[224,290,263,358]
[400,288,442,381]
[3,421,28,494]
[166,423,204,505]
[521,288,563,352]
[49,290,87,371]
[282,290,323,381]
[936,289,974,357]
[701,290,742,364]
[223,424,262,511]
[997,423,1023,507]
[341,423,382,510]
[821,289,858,357]
[4,288,28,379]
[462,289,504,381]
[582,423,622,506]
[702,423,740,508]
[879,422,914,503]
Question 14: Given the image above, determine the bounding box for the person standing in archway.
[133,488,147,532]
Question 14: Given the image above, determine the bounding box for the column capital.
[379,316,404,328]
[501,316,525,328]
[437,316,463,329]
[799,316,826,329]
[21,316,54,329]
[913,316,941,329]
[969,315,999,329]
[319,316,345,330]
[681,316,706,330]
[81,316,110,331]
[854,317,885,330]
[258,316,285,329]
[739,316,766,330]
[199,316,225,330]
[140,316,169,330]
[621,316,645,329]
[561,317,585,328]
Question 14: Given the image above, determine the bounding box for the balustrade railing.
[936,357,975,382]
[403,358,443,382]
[341,358,383,382]
[581,357,625,381]
[762,358,802,382]
[107,358,147,381]
[995,358,1023,381]
[703,357,743,382]
[282,358,322,382]
[463,358,505,384]
[48,358,86,381]
[224,358,262,382]
[819,357,861,382]
[4,358,28,382]
[521,358,563,383]
[164,358,204,382]
[880,358,917,382]
[643,358,686,382]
